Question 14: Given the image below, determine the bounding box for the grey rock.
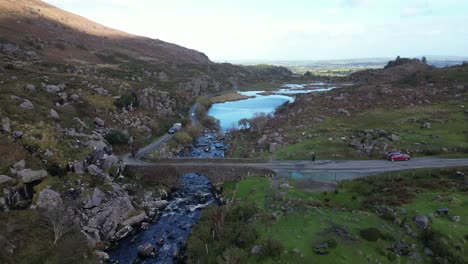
[44,149,54,157]
[122,212,147,226]
[87,196,134,240]
[257,134,267,145]
[0,175,13,184]
[113,225,133,241]
[451,215,460,222]
[424,247,434,256]
[337,108,350,117]
[269,142,278,153]
[49,109,60,120]
[70,94,80,101]
[36,189,62,209]
[251,245,262,255]
[389,134,401,141]
[13,159,25,170]
[19,100,34,110]
[94,87,109,96]
[279,182,290,189]
[421,122,431,129]
[43,84,61,93]
[12,131,24,139]
[87,164,106,179]
[83,187,105,209]
[102,155,119,170]
[93,117,105,127]
[23,84,36,93]
[414,215,430,229]
[2,117,11,133]
[10,95,21,101]
[93,250,109,262]
[17,169,47,183]
[138,243,156,258]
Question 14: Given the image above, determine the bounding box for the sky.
[43,0,468,61]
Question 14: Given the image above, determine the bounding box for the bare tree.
[40,203,74,245]
[237,118,250,131]
[249,113,269,135]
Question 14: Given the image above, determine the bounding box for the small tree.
[39,203,74,245]
[237,118,250,131]
[249,113,269,136]
[421,56,427,64]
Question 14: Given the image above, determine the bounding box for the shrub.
[173,132,192,146]
[46,163,66,178]
[217,247,248,264]
[115,91,138,109]
[104,129,129,145]
[186,125,202,138]
[201,116,220,130]
[327,238,337,248]
[261,238,284,258]
[359,228,382,242]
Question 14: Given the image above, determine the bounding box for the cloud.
[401,0,432,17]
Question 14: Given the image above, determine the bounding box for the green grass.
[188,167,468,263]
[268,102,468,160]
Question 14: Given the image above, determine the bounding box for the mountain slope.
[0,0,210,64]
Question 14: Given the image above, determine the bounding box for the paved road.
[189,102,198,126]
[126,157,468,181]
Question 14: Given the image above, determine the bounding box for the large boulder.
[0,175,12,184]
[85,197,134,240]
[137,243,157,258]
[122,212,147,226]
[17,169,47,183]
[257,134,267,145]
[13,160,26,170]
[36,189,62,209]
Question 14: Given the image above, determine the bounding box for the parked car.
[168,127,177,134]
[387,151,410,161]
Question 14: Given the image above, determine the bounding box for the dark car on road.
[168,127,177,134]
[387,151,411,161]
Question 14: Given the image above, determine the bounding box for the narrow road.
[126,157,468,181]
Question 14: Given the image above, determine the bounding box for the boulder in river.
[137,243,157,258]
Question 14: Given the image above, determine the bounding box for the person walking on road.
[310,152,316,164]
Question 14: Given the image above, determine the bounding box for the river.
[108,81,339,263]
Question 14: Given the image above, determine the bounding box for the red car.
[387,152,410,161]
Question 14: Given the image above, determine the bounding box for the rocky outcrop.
[137,88,176,116]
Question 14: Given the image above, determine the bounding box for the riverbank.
[185,167,468,263]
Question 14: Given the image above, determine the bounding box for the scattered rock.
[93,250,110,262]
[137,243,156,258]
[269,142,278,153]
[94,87,109,96]
[251,245,262,255]
[93,117,105,127]
[17,169,47,183]
[337,108,350,117]
[1,117,11,133]
[113,225,133,241]
[389,134,401,141]
[36,189,62,209]
[279,182,290,189]
[12,131,24,140]
[13,159,25,170]
[257,134,267,145]
[414,215,430,229]
[19,100,34,110]
[421,122,431,129]
[82,187,105,209]
[0,175,13,184]
[424,247,434,256]
[44,149,54,157]
[23,83,36,93]
[70,94,80,101]
[43,84,61,93]
[49,109,60,120]
[451,215,460,223]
